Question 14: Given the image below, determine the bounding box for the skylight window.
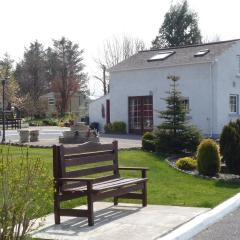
[148,51,175,62]
[194,49,210,57]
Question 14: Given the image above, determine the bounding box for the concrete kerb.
[158,192,240,240]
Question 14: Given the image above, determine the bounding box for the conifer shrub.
[197,139,221,176]
[220,120,240,174]
[176,157,197,171]
[155,75,202,154]
[142,132,155,152]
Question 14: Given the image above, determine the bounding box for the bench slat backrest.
[53,141,119,190]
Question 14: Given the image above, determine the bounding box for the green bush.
[142,132,155,151]
[112,122,126,133]
[42,118,58,126]
[142,131,154,140]
[104,122,126,134]
[155,126,202,154]
[176,157,197,171]
[220,120,240,174]
[0,147,52,239]
[104,123,113,133]
[197,139,221,176]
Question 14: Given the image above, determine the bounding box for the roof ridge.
[140,39,240,53]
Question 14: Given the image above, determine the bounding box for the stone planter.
[30,130,39,142]
[19,130,29,143]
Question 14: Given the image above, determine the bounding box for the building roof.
[109,39,240,72]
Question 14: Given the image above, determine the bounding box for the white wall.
[110,63,212,135]
[89,94,109,132]
[215,41,240,135]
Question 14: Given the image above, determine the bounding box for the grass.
[2,145,240,213]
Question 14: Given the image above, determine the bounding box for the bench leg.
[54,195,61,224]
[87,182,94,226]
[142,182,147,207]
[87,195,94,226]
[114,197,118,206]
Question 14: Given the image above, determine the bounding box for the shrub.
[0,147,52,239]
[142,132,155,151]
[197,139,221,176]
[176,157,197,171]
[112,122,126,134]
[42,118,58,126]
[104,123,113,133]
[155,127,202,154]
[220,120,240,174]
[104,122,126,134]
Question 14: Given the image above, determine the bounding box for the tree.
[15,41,49,113]
[0,54,22,111]
[155,75,202,153]
[51,37,88,116]
[95,36,146,95]
[152,0,202,49]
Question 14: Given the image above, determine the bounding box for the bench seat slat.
[65,165,115,178]
[63,175,119,190]
[64,178,147,192]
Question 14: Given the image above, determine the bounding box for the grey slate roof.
[109,39,240,72]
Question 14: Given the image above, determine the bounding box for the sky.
[1,0,240,98]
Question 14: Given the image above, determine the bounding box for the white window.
[194,49,209,57]
[229,95,238,113]
[181,98,190,112]
[148,51,175,61]
[48,97,55,105]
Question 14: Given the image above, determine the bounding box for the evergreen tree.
[51,37,88,116]
[152,0,202,49]
[15,41,48,108]
[155,75,202,153]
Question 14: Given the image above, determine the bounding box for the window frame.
[229,94,238,114]
[181,97,190,112]
[194,49,210,57]
[148,51,175,62]
[48,97,55,105]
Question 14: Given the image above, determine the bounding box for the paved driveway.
[3,128,142,149]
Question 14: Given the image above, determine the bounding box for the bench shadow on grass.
[33,205,141,238]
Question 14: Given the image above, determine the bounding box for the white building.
[89,39,240,137]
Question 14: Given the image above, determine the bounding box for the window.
[229,95,238,113]
[194,49,210,57]
[181,98,190,112]
[48,97,55,105]
[148,51,175,62]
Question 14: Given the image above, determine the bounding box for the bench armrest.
[118,167,149,178]
[118,167,149,171]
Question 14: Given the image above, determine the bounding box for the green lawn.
[3,146,240,213]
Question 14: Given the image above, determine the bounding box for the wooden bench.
[0,111,22,129]
[53,140,148,226]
